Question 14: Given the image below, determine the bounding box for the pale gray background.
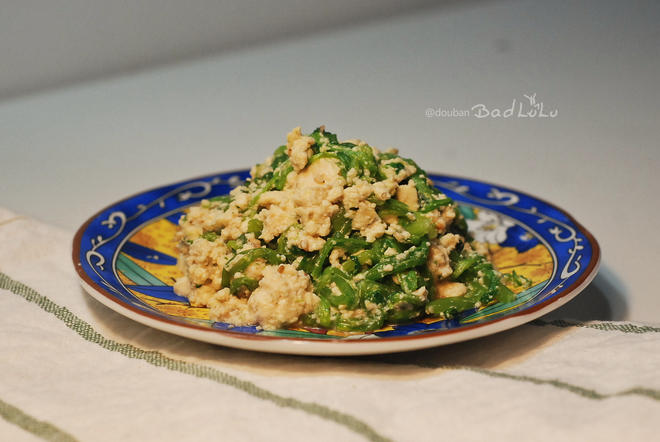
[0,0,443,100]
[1,0,658,322]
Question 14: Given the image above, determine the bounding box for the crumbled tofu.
[244,258,267,280]
[256,158,343,249]
[343,179,373,209]
[372,179,397,200]
[425,206,456,234]
[329,248,346,267]
[286,126,314,172]
[207,265,319,329]
[385,222,411,242]
[257,202,297,242]
[247,264,319,330]
[296,200,339,237]
[230,187,251,210]
[288,158,345,204]
[435,281,467,298]
[396,181,419,211]
[350,201,387,242]
[412,286,428,300]
[286,227,326,252]
[350,201,378,230]
[439,233,461,252]
[173,275,192,297]
[427,240,453,280]
[345,167,359,184]
[257,190,288,207]
[208,288,256,326]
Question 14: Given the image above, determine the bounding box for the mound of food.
[173,126,516,331]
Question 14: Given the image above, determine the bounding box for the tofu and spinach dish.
[173,126,517,332]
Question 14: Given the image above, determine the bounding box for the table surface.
[1,0,658,323]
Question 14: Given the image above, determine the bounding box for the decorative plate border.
[73,170,600,355]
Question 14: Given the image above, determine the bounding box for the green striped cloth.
[0,208,658,442]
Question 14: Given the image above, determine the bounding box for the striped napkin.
[0,207,658,442]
